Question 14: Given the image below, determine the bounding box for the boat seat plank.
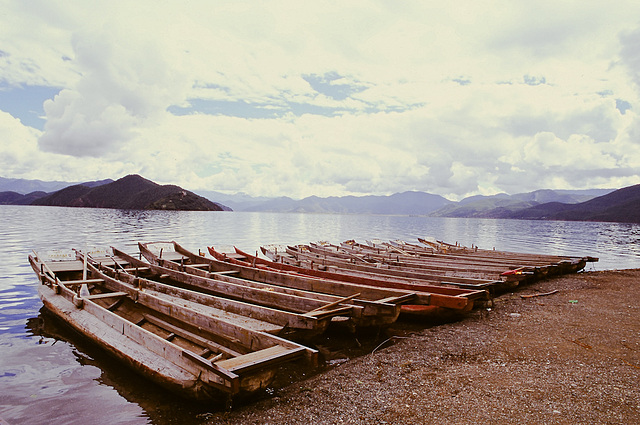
[181,349,239,386]
[91,258,129,268]
[209,270,239,275]
[377,293,416,304]
[84,291,128,300]
[217,345,305,373]
[158,252,186,261]
[62,278,104,286]
[46,260,85,272]
[124,267,151,273]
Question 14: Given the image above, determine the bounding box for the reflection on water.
[0,205,639,424]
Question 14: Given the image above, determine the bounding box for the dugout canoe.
[105,246,354,336]
[138,241,408,327]
[284,243,525,286]
[86,248,339,339]
[308,243,508,287]
[340,240,538,269]
[335,242,540,281]
[140,242,476,324]
[414,238,598,273]
[28,249,317,403]
[339,239,593,281]
[208,246,490,309]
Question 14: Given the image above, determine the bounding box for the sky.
[1,1,640,201]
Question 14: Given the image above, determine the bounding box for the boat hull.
[37,283,225,401]
[29,252,316,403]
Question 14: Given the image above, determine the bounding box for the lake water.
[1,205,639,424]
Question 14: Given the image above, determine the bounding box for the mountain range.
[236,191,451,215]
[176,185,640,224]
[2,175,638,223]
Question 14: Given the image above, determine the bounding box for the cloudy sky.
[1,1,640,200]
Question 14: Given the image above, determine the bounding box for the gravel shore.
[204,269,640,425]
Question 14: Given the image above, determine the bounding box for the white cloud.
[1,0,640,200]
[0,110,131,182]
[36,24,189,156]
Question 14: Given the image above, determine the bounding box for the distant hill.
[30,175,228,211]
[430,189,614,218]
[0,191,48,205]
[510,184,640,223]
[239,191,453,214]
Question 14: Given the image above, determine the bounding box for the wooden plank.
[377,293,416,304]
[427,293,469,310]
[46,260,85,273]
[63,278,104,286]
[217,345,305,373]
[84,291,128,300]
[182,349,240,393]
[124,267,151,273]
[306,293,360,313]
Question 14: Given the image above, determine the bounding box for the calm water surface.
[1,205,639,424]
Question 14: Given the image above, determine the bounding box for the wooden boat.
[411,238,595,276]
[413,238,586,264]
[335,242,542,281]
[209,246,490,315]
[87,249,343,339]
[214,246,488,299]
[310,243,510,285]
[340,240,537,268]
[28,249,317,402]
[336,239,594,282]
[102,247,354,337]
[139,242,476,325]
[138,242,408,326]
[284,244,525,286]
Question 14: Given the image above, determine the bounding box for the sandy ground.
[203,269,640,425]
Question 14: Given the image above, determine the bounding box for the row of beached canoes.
[257,238,598,292]
[28,238,596,404]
